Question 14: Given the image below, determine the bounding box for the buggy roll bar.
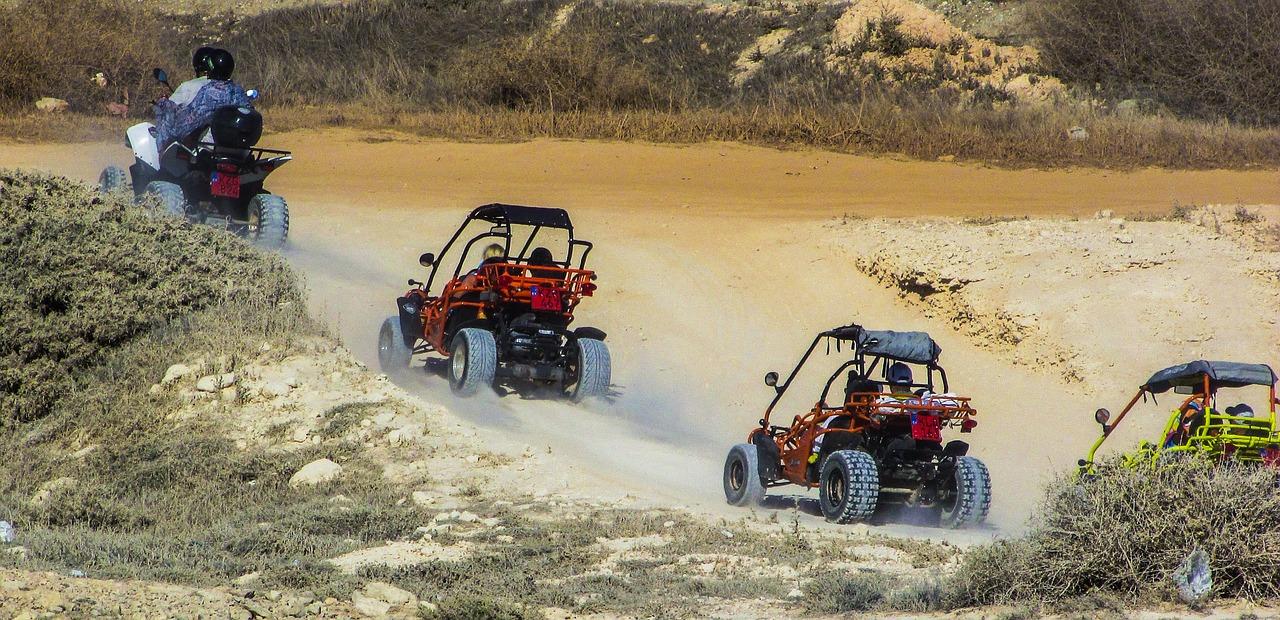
[423,206,591,295]
[762,324,864,427]
[1081,373,1280,468]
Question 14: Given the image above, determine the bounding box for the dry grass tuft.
[951,459,1280,605]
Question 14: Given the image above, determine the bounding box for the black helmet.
[192,46,217,75]
[207,48,235,81]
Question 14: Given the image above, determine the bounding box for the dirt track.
[5,128,1279,536]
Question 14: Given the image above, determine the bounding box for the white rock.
[291,427,310,443]
[262,382,292,398]
[350,591,391,617]
[162,363,192,385]
[196,373,238,393]
[465,454,480,464]
[289,459,342,487]
[35,97,68,113]
[410,491,434,507]
[663,521,675,528]
[787,587,803,599]
[233,572,260,586]
[365,581,416,607]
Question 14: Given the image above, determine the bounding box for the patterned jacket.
[153,80,252,151]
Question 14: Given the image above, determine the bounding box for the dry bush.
[951,459,1280,604]
[1028,0,1280,124]
[0,0,170,113]
[0,169,298,424]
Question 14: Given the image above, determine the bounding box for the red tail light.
[961,418,978,433]
[581,282,597,296]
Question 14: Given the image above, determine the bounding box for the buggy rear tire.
[143,181,187,219]
[378,316,412,375]
[569,338,610,403]
[248,194,289,249]
[99,166,128,194]
[820,450,879,524]
[939,456,991,528]
[449,328,496,397]
[723,443,766,506]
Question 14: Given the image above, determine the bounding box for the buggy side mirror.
[1094,408,1111,426]
[152,68,169,87]
[419,252,435,267]
[764,372,779,388]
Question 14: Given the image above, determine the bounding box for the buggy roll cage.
[761,324,950,429]
[422,203,595,294]
[1082,361,1280,467]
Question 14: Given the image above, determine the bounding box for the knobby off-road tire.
[449,328,496,397]
[939,455,991,528]
[249,194,289,249]
[143,181,187,219]
[723,443,766,506]
[569,338,611,403]
[378,316,412,375]
[820,450,879,524]
[99,166,128,194]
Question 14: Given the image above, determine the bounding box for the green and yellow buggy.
[1080,360,1280,473]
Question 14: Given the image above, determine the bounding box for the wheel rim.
[826,468,846,507]
[939,469,960,514]
[378,326,393,366]
[248,203,261,237]
[452,340,467,383]
[728,457,745,493]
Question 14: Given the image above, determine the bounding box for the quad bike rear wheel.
[143,181,187,219]
[449,328,496,397]
[248,194,289,249]
[378,316,412,375]
[938,456,991,528]
[99,166,128,194]
[569,338,611,403]
[820,450,879,524]
[723,443,766,506]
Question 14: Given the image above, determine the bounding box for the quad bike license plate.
[531,286,563,311]
[910,413,943,442]
[210,172,241,198]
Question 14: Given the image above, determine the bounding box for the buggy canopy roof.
[857,330,942,365]
[1143,360,1277,393]
[470,204,573,230]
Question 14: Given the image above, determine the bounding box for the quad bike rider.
[378,204,611,402]
[722,324,990,528]
[1079,360,1280,473]
[98,48,292,248]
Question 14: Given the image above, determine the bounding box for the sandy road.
[5,129,1278,537]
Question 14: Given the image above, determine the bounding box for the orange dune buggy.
[378,204,610,401]
[723,324,990,528]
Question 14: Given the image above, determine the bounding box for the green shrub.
[0,169,299,423]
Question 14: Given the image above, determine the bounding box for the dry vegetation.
[954,459,1280,604]
[2,0,1280,169]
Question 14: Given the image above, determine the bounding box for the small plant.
[1233,205,1262,224]
[803,570,892,613]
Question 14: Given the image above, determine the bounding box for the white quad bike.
[99,68,293,248]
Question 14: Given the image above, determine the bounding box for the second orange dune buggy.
[378,204,611,401]
[723,324,991,528]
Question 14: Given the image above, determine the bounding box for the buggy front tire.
[449,328,496,397]
[939,456,991,528]
[723,443,766,506]
[248,193,289,249]
[820,450,879,524]
[569,338,610,403]
[378,316,412,375]
[143,181,187,219]
[99,166,128,194]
